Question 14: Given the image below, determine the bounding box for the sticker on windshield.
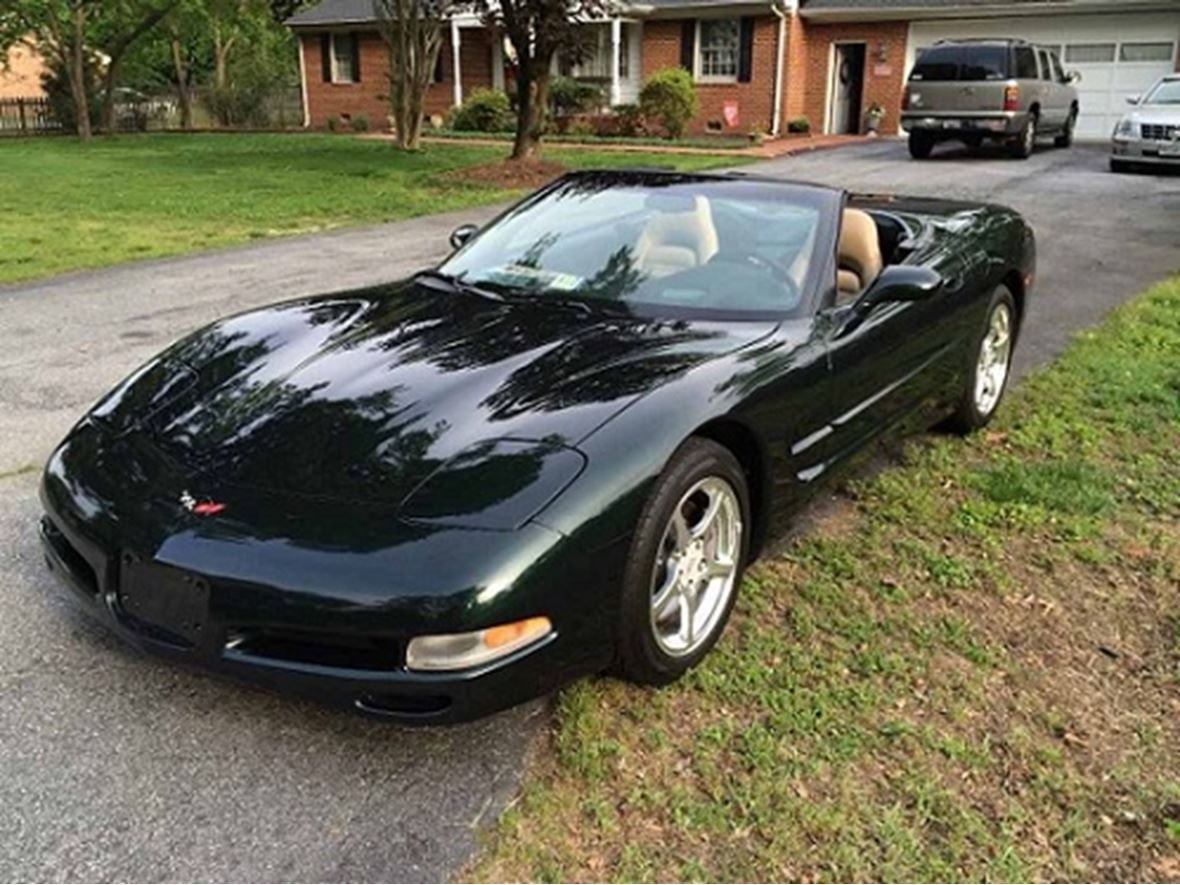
[488,264,583,292]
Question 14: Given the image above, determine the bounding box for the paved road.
[1,140,1177,882]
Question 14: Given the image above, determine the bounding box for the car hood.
[1126,106,1180,126]
[107,280,774,505]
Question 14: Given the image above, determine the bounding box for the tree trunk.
[511,65,534,160]
[170,36,193,129]
[69,6,92,142]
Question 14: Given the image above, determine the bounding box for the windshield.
[910,44,1010,81]
[1144,79,1180,105]
[438,175,831,320]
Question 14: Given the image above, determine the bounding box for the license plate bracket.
[119,554,209,647]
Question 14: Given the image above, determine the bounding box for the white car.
[1111,74,1180,173]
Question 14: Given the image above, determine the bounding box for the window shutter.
[737,17,754,83]
[350,31,361,83]
[680,19,696,72]
[320,33,331,82]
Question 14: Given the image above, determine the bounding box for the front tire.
[946,286,1017,435]
[1055,108,1077,148]
[909,131,935,159]
[614,438,750,686]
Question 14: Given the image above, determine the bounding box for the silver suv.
[902,39,1080,160]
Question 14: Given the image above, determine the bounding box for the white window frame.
[330,32,357,84]
[695,18,740,84]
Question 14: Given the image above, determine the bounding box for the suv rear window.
[910,44,1012,82]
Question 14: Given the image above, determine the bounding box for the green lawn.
[0,133,745,285]
[474,278,1180,882]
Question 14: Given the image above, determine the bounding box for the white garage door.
[908,14,1180,139]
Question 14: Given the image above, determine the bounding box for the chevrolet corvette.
[40,170,1035,723]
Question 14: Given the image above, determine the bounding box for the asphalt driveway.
[1,140,1177,882]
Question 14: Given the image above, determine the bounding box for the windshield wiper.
[416,269,505,302]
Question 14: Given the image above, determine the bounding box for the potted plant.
[864,102,886,135]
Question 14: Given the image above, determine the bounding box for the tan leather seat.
[838,208,883,298]
[635,196,719,278]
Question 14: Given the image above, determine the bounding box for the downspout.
[770,2,787,136]
[297,32,310,128]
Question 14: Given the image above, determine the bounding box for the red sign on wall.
[723,101,740,129]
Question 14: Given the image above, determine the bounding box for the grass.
[473,277,1180,882]
[0,132,746,285]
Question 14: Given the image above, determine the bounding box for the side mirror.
[450,223,479,250]
[1067,70,1082,85]
[857,265,945,312]
[1125,93,1141,106]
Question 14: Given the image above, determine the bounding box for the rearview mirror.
[1067,70,1082,85]
[1125,93,1141,106]
[857,265,945,312]
[450,224,479,250]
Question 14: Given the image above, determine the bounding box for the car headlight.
[1113,118,1136,138]
[405,616,553,671]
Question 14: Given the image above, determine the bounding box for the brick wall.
[300,28,494,130]
[792,20,909,136]
[641,16,782,135]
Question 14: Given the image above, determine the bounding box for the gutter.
[297,35,310,128]
[770,1,790,136]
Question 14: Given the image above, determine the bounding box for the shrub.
[639,68,698,139]
[548,76,605,119]
[326,115,341,132]
[449,88,513,132]
[350,113,370,133]
[787,115,811,134]
[612,103,644,137]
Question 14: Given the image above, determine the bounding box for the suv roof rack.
[932,37,1030,46]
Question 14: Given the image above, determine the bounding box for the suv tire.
[1010,113,1037,159]
[1054,108,1077,148]
[908,131,935,160]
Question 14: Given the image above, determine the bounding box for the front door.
[830,44,866,134]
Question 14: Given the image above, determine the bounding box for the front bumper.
[901,111,1024,137]
[38,422,623,724]
[1111,137,1180,166]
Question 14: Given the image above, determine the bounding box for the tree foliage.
[474,0,614,160]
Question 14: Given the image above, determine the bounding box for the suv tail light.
[1003,85,1020,112]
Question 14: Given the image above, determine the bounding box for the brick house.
[289,0,1180,138]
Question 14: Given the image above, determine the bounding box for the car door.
[804,252,983,481]
[1036,48,1064,127]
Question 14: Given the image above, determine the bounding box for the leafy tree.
[375,0,454,150]
[0,1,101,140]
[93,0,180,134]
[474,0,613,160]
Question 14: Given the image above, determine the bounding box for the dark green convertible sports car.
[40,171,1034,723]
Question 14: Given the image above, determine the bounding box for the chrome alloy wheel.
[974,302,1013,417]
[649,476,742,657]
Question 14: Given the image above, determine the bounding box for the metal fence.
[0,97,62,135]
[0,86,304,136]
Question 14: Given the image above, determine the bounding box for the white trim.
[328,32,357,84]
[771,7,787,134]
[451,19,462,107]
[492,35,505,91]
[297,36,310,127]
[610,17,623,105]
[694,17,741,84]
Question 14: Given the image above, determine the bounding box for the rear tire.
[1010,113,1037,159]
[908,131,935,160]
[1054,108,1077,148]
[946,286,1017,435]
[613,438,750,686]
